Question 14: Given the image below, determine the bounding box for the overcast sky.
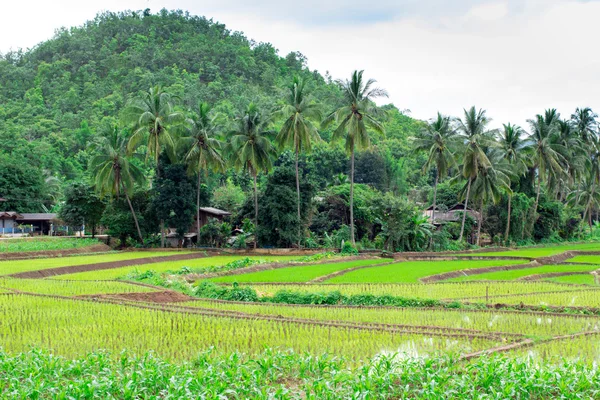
[2,0,600,127]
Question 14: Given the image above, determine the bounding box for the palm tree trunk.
[253,170,259,250]
[122,182,143,244]
[196,171,202,240]
[531,172,541,236]
[504,192,512,245]
[477,198,483,247]
[295,146,302,248]
[430,173,439,249]
[156,164,165,248]
[349,146,356,246]
[459,177,472,242]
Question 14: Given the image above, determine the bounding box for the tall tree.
[322,70,388,245]
[228,103,277,248]
[526,110,566,233]
[414,113,457,236]
[181,102,225,236]
[497,123,529,243]
[124,86,183,247]
[90,126,145,243]
[572,107,598,144]
[275,76,322,247]
[456,107,493,243]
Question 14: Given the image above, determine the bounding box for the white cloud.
[1,0,600,128]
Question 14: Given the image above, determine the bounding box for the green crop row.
[567,255,600,264]
[3,349,600,398]
[250,282,581,300]
[0,294,497,361]
[0,251,194,276]
[57,255,302,281]
[0,278,155,296]
[324,259,529,283]
[482,290,600,308]
[460,242,600,258]
[0,238,100,253]
[179,299,600,338]
[544,275,598,285]
[209,258,385,283]
[448,264,598,282]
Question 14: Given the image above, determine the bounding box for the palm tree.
[414,112,457,231]
[275,77,322,246]
[497,123,529,243]
[228,103,277,248]
[124,86,183,247]
[181,102,225,236]
[456,106,493,242]
[568,175,600,234]
[322,70,388,245]
[526,111,566,232]
[572,107,597,144]
[469,152,512,246]
[90,126,145,243]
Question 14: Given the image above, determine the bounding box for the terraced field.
[57,255,302,281]
[2,245,600,397]
[0,251,195,276]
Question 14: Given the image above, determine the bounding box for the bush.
[340,242,358,255]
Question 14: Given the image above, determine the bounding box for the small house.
[0,212,58,236]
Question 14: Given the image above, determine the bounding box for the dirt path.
[9,252,210,279]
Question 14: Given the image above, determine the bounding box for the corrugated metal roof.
[17,213,57,221]
[199,207,231,216]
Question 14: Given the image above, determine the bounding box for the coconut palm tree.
[414,112,457,231]
[456,106,493,242]
[497,123,530,243]
[322,70,388,245]
[468,151,513,246]
[228,103,277,248]
[568,174,600,234]
[180,102,225,236]
[90,126,145,243]
[275,77,322,246]
[526,111,566,232]
[124,86,183,247]
[572,107,597,145]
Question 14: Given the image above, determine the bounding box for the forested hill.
[0,9,424,211]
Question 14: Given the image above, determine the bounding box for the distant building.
[0,212,58,235]
[423,203,480,226]
[166,206,232,247]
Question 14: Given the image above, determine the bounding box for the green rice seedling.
[0,238,100,253]
[511,334,600,363]
[324,259,529,283]
[179,299,600,338]
[57,255,301,281]
[544,274,598,286]
[0,277,156,296]
[0,251,194,276]
[251,282,581,300]
[0,294,498,361]
[459,242,600,258]
[209,258,385,283]
[482,289,600,308]
[567,255,600,264]
[448,264,598,282]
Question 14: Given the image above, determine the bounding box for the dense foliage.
[1,9,598,251]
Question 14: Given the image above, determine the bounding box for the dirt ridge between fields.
[8,252,210,279]
[0,244,111,260]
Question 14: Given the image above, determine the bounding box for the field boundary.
[184,255,381,281]
[420,261,539,283]
[0,244,111,260]
[8,252,210,279]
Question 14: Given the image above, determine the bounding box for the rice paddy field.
[1,243,600,397]
[0,237,100,253]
